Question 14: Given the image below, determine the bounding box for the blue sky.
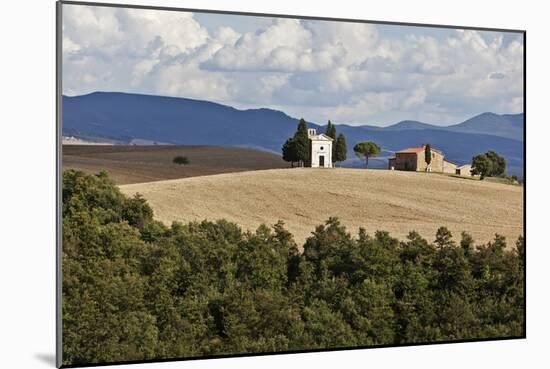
[62,4,524,126]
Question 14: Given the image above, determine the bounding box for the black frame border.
[56,1,527,368]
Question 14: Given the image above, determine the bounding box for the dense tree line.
[62,170,524,366]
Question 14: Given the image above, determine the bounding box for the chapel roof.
[308,134,334,141]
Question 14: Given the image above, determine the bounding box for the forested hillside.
[62,170,525,366]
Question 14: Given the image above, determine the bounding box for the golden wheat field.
[120,168,523,247]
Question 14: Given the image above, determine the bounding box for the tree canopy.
[353,141,381,168]
[282,137,298,167]
[485,151,507,175]
[471,151,506,179]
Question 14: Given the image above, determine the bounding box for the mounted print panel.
[57,1,525,367]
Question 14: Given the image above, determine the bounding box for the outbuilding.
[388,144,471,176]
[455,164,473,176]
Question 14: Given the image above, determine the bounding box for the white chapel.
[308,128,333,168]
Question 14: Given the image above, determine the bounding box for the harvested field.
[62,145,287,184]
[120,168,524,247]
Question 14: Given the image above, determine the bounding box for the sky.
[62,4,524,127]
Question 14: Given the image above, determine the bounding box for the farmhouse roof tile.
[397,147,424,153]
[397,146,443,154]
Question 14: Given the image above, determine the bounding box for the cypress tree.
[424,144,432,171]
[294,118,310,167]
[325,120,336,139]
[334,133,347,165]
[325,120,337,163]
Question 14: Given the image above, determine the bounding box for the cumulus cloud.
[401,88,427,110]
[202,19,343,72]
[62,4,524,126]
[63,5,230,99]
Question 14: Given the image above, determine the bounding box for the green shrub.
[173,156,190,165]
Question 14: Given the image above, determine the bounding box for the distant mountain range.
[62,92,524,176]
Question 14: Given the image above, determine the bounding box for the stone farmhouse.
[388,144,472,176]
[307,128,333,168]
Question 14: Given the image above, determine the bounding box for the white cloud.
[401,88,427,110]
[203,19,338,72]
[202,19,379,74]
[62,5,524,126]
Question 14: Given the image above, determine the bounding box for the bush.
[62,170,525,365]
[471,151,506,179]
[173,156,190,165]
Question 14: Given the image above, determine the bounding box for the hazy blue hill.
[445,112,524,140]
[502,113,524,126]
[383,120,439,131]
[62,92,524,176]
[63,92,303,151]
[378,113,524,140]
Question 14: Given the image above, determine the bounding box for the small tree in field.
[471,154,493,179]
[471,151,506,179]
[173,156,190,165]
[424,144,432,171]
[353,141,381,168]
